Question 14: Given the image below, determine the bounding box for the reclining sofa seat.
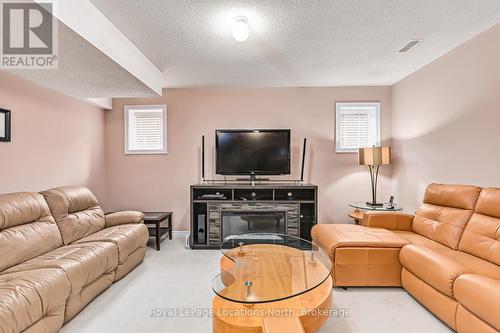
[0,192,71,332]
[41,186,149,282]
[391,185,500,332]
[311,183,500,333]
[0,186,149,332]
[451,188,500,333]
[396,184,494,329]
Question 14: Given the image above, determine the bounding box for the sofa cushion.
[311,224,408,260]
[74,224,149,264]
[412,183,481,249]
[459,188,500,265]
[42,186,105,245]
[0,268,71,333]
[0,192,63,272]
[454,274,500,331]
[392,231,448,249]
[400,244,500,298]
[3,242,118,297]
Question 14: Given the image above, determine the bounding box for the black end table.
[143,212,172,250]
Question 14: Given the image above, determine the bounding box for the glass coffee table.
[212,233,333,333]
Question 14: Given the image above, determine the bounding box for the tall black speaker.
[201,135,205,182]
[300,138,307,182]
[197,214,206,244]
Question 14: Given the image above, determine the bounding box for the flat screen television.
[216,129,291,176]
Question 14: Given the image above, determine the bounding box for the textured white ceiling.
[90,0,500,88]
[8,21,157,99]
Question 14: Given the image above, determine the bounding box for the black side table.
[143,212,172,250]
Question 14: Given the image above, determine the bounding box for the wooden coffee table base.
[212,276,333,333]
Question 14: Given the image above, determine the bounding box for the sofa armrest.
[400,245,469,297]
[362,212,414,231]
[105,211,144,228]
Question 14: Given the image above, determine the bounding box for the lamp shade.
[359,146,391,166]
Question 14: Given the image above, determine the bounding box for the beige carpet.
[61,236,454,333]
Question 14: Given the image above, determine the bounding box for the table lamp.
[359,146,391,207]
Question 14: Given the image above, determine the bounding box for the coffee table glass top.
[212,233,332,304]
[349,202,403,211]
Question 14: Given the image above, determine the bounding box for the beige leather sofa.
[312,184,500,333]
[0,186,148,333]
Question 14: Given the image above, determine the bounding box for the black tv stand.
[190,182,318,249]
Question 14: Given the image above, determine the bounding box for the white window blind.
[335,102,380,153]
[124,105,167,154]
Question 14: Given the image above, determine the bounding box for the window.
[124,105,167,154]
[335,102,380,153]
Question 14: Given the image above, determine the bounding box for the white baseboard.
[170,231,190,248]
[172,231,189,238]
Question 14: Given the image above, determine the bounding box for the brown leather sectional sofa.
[312,183,500,333]
[0,186,149,333]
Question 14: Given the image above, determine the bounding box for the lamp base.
[366,201,384,207]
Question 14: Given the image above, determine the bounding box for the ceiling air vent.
[398,39,423,53]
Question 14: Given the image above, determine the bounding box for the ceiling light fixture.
[232,16,250,42]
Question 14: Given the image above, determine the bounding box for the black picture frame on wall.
[0,108,11,142]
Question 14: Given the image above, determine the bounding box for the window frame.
[124,104,168,155]
[335,102,381,153]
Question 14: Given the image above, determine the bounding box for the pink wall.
[106,87,392,231]
[4,20,499,230]
[391,23,500,212]
[5,19,498,229]
[0,71,108,205]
